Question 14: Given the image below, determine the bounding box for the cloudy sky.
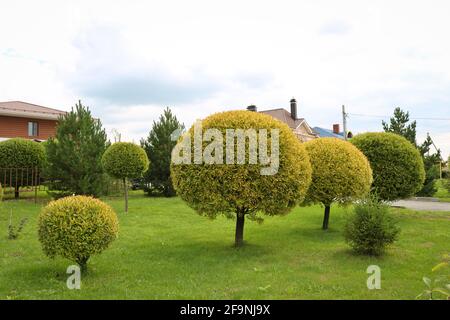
[1,0,449,157]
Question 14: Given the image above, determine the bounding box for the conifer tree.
[45,100,109,197]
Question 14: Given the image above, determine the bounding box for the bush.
[38,195,119,272]
[351,132,425,201]
[102,142,149,212]
[304,138,373,230]
[344,195,400,255]
[171,110,312,246]
[0,138,46,198]
[102,142,149,179]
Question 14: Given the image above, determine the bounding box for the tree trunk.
[322,205,330,230]
[235,211,245,247]
[77,257,89,274]
[14,186,19,199]
[123,178,128,213]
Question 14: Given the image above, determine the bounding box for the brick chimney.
[290,98,297,120]
[333,124,340,134]
[247,105,257,112]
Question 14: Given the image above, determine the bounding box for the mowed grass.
[0,192,449,300]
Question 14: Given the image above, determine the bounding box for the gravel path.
[392,198,450,211]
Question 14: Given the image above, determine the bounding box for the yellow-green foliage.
[0,138,46,168]
[351,132,425,201]
[102,142,149,179]
[171,110,312,218]
[304,138,373,206]
[38,195,119,269]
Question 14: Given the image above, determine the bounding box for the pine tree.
[44,100,109,197]
[382,107,417,145]
[417,135,441,196]
[140,107,184,197]
[382,108,440,197]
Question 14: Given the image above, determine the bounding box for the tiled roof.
[259,108,305,129]
[0,101,66,120]
[313,127,345,139]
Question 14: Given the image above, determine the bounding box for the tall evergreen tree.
[382,107,417,145]
[44,100,109,197]
[382,108,440,196]
[140,107,184,197]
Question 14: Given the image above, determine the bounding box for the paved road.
[392,199,450,211]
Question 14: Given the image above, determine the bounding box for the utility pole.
[342,105,348,141]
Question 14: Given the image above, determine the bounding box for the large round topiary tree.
[0,138,46,198]
[171,110,312,247]
[351,132,425,201]
[38,195,119,272]
[304,138,373,230]
[102,142,149,212]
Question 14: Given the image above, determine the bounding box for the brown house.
[0,101,66,142]
[247,98,318,142]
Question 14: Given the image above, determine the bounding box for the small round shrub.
[102,142,149,212]
[351,132,425,201]
[0,138,46,168]
[344,195,400,255]
[171,110,312,246]
[102,142,149,179]
[304,138,373,229]
[0,138,46,198]
[38,195,119,271]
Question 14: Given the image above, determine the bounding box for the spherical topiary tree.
[102,142,149,212]
[171,110,312,247]
[0,138,46,198]
[351,132,425,201]
[304,138,373,230]
[38,195,119,272]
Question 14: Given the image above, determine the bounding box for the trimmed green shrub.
[171,110,312,247]
[304,138,373,230]
[344,195,400,255]
[102,142,149,212]
[0,138,46,198]
[351,132,425,201]
[38,195,119,272]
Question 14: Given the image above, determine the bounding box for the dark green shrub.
[344,195,400,255]
[352,132,425,201]
[38,195,119,272]
[0,138,46,198]
[171,110,312,247]
[303,138,373,230]
[102,142,149,212]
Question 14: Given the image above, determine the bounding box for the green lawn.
[0,192,449,300]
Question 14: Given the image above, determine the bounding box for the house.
[247,98,318,142]
[313,124,352,140]
[0,101,66,142]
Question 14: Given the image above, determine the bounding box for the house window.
[28,121,39,136]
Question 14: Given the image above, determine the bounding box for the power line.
[347,112,450,121]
